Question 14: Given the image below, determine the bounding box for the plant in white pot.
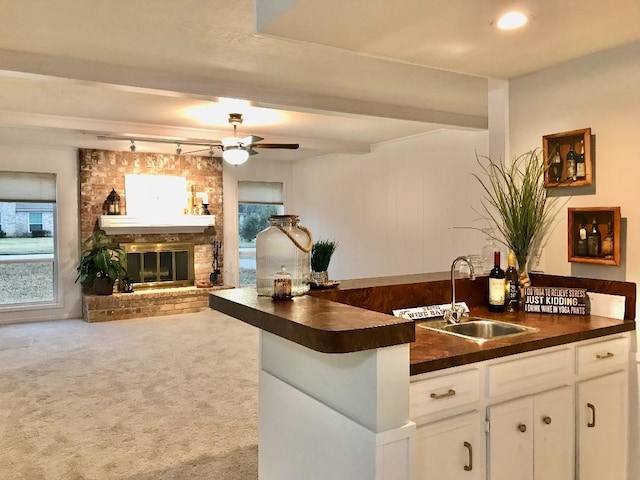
[76,232,127,295]
[310,239,338,285]
[473,149,564,288]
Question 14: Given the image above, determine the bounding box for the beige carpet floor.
[0,310,259,480]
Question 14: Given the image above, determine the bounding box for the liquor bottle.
[576,223,588,256]
[550,143,563,183]
[488,251,505,312]
[601,222,614,258]
[587,218,601,257]
[504,251,520,312]
[566,143,577,181]
[575,140,586,179]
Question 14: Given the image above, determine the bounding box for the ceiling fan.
[187,113,300,165]
[94,112,300,165]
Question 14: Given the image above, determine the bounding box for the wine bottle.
[576,140,586,179]
[488,251,505,313]
[550,143,563,183]
[601,221,614,258]
[504,251,519,312]
[576,223,588,256]
[587,218,601,257]
[566,143,577,181]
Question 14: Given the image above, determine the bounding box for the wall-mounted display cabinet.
[568,207,620,266]
[543,128,592,188]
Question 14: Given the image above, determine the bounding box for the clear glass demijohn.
[256,215,312,296]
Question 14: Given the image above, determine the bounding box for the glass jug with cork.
[256,215,313,297]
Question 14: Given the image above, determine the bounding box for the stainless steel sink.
[419,317,538,344]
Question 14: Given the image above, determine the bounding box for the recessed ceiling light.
[495,11,529,30]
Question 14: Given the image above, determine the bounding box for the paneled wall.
[291,129,489,280]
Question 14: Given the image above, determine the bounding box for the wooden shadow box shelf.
[568,207,620,266]
[543,128,592,188]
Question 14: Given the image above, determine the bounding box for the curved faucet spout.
[446,256,476,324]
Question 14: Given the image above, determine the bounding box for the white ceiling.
[0,0,637,160]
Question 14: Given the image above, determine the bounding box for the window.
[28,212,43,232]
[0,172,57,307]
[237,181,284,287]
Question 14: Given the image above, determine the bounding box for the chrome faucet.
[443,256,476,324]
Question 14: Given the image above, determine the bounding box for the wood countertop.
[410,307,634,375]
[209,273,636,375]
[209,287,415,354]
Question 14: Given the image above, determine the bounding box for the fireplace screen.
[123,243,194,289]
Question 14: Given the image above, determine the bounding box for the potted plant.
[76,232,127,295]
[473,149,564,288]
[310,239,338,285]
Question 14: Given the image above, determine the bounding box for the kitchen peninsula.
[209,272,636,480]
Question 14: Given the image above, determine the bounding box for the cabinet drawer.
[410,369,480,418]
[487,348,572,398]
[576,336,629,375]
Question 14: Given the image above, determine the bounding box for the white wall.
[223,159,294,286]
[0,145,81,323]
[291,129,489,280]
[509,41,640,478]
[510,41,640,313]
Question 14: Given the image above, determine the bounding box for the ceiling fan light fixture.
[495,11,529,30]
[222,147,249,165]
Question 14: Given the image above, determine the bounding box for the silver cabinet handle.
[543,416,552,425]
[587,403,596,428]
[463,441,473,471]
[430,388,456,399]
[518,423,527,433]
[596,352,614,359]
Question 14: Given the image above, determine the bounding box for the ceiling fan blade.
[241,135,264,145]
[253,143,300,149]
[248,148,259,156]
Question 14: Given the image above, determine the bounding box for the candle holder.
[201,203,210,215]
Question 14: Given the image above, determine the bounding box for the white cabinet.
[414,411,482,480]
[577,371,628,480]
[487,386,573,480]
[410,333,631,480]
[533,387,574,480]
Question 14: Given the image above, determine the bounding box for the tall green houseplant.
[473,149,563,286]
[76,232,127,295]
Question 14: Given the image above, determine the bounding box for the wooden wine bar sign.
[523,286,588,315]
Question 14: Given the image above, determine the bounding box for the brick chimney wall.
[78,149,225,320]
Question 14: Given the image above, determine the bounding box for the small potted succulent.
[76,232,127,295]
[310,239,338,285]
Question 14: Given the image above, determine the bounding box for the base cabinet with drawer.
[487,386,574,480]
[414,411,483,480]
[410,333,631,480]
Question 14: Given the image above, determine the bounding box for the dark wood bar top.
[210,272,636,374]
[209,287,415,354]
[410,307,634,375]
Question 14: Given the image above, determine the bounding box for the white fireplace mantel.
[99,215,215,234]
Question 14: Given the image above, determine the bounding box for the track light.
[130,140,136,152]
[176,143,182,155]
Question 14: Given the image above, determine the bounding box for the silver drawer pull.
[596,352,614,360]
[430,388,456,399]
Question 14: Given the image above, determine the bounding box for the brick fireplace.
[79,149,229,322]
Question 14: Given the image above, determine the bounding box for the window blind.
[237,181,284,204]
[0,171,56,202]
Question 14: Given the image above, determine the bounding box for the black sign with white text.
[523,286,588,315]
